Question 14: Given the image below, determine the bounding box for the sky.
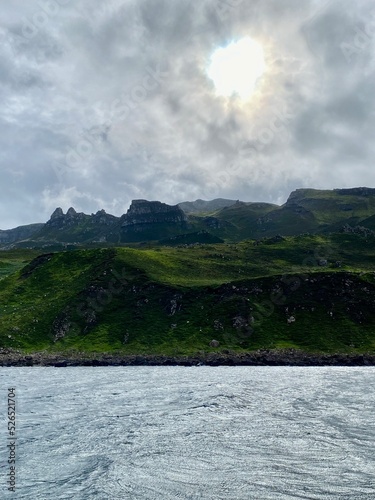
[1,0,375,228]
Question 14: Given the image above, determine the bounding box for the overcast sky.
[1,0,375,228]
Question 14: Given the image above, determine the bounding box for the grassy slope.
[286,189,375,225]
[0,234,375,355]
[204,202,279,241]
[206,190,375,241]
[0,250,40,279]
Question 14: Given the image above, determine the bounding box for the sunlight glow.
[208,37,265,100]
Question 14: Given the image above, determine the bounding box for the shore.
[0,348,375,367]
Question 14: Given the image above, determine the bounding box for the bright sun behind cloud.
[207,37,266,100]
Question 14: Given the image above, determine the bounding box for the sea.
[0,366,374,499]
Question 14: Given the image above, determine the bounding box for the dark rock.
[50,207,64,219]
[66,207,77,217]
[123,200,187,226]
[54,361,67,367]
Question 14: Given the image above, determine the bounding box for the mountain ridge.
[1,189,375,358]
[1,187,375,249]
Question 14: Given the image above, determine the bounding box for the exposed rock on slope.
[121,200,188,241]
[122,200,187,225]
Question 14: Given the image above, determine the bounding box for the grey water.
[0,367,374,499]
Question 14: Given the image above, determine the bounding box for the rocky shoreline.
[0,348,374,367]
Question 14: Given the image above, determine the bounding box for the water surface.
[1,366,374,499]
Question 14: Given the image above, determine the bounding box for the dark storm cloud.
[0,0,375,228]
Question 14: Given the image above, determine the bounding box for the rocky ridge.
[2,187,375,248]
[122,199,187,226]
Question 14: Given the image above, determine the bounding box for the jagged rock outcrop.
[93,209,117,226]
[66,207,77,217]
[45,207,116,230]
[45,207,87,229]
[50,207,64,219]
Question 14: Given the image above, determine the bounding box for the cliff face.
[121,200,188,241]
[123,200,187,225]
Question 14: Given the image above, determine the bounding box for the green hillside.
[208,188,375,240]
[287,188,375,224]
[1,232,375,356]
[0,249,40,279]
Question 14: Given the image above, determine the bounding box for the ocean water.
[0,366,374,499]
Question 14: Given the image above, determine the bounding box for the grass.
[0,234,374,355]
[0,250,40,280]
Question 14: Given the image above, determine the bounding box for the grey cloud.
[0,0,374,228]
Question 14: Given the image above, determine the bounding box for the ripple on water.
[0,366,374,499]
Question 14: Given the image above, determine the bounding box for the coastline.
[0,348,374,367]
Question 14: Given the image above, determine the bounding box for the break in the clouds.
[1,0,375,228]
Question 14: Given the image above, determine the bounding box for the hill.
[0,223,44,246]
[1,233,375,357]
[209,188,375,240]
[1,187,375,362]
[2,187,375,250]
[178,198,237,214]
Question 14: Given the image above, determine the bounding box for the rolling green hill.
[206,188,375,240]
[1,232,375,356]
